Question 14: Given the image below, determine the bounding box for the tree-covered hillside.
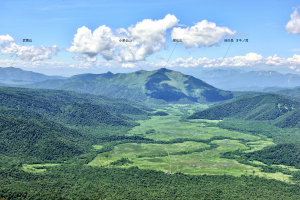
[189,93,300,128]
[0,87,152,164]
[276,87,300,99]
[0,111,88,162]
[0,87,149,127]
[244,143,300,168]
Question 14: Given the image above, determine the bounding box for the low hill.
[275,87,300,99]
[0,67,66,85]
[188,93,300,128]
[35,68,234,103]
[24,71,114,89]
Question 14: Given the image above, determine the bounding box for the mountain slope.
[54,68,234,103]
[188,93,300,128]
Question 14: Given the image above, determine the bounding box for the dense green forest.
[0,87,148,127]
[189,93,300,128]
[0,87,152,166]
[276,87,300,99]
[244,143,300,168]
[2,165,300,199]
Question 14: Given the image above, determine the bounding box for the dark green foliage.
[220,150,293,176]
[145,69,198,102]
[184,75,214,90]
[216,118,300,144]
[201,89,234,102]
[61,102,132,126]
[110,158,133,166]
[189,93,300,128]
[0,87,146,127]
[276,86,300,99]
[0,86,151,114]
[244,143,300,167]
[151,111,169,116]
[0,113,88,162]
[145,129,155,134]
[1,165,300,199]
[0,87,152,164]
[147,83,195,102]
[145,68,171,91]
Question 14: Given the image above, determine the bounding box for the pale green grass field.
[23,163,61,173]
[87,104,297,183]
[22,103,296,183]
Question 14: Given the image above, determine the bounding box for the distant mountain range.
[0,67,66,85]
[194,69,300,91]
[24,68,234,103]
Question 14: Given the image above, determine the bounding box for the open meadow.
[86,104,299,183]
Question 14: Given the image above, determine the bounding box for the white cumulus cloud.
[171,20,236,48]
[67,14,179,62]
[122,63,137,68]
[286,8,300,34]
[128,14,178,44]
[0,35,59,61]
[0,34,14,43]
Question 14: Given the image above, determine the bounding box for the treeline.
[244,143,300,168]
[2,165,300,199]
[220,148,300,182]
[221,149,293,175]
[216,118,300,144]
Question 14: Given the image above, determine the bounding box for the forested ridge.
[189,93,300,128]
[245,143,300,168]
[0,87,148,127]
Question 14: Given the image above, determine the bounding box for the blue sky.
[0,0,300,76]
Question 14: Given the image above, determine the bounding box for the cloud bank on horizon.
[1,52,300,72]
